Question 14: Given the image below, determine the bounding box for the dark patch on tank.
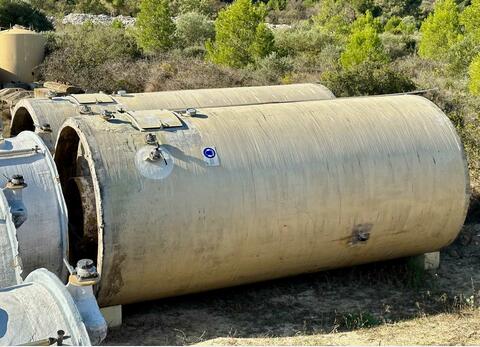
[100,248,126,305]
[350,223,373,245]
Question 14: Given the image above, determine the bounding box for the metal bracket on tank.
[2,175,28,228]
[0,143,44,158]
[63,258,99,286]
[135,134,174,180]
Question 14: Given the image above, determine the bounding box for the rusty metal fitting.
[76,259,98,280]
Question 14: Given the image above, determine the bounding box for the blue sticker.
[203,147,216,159]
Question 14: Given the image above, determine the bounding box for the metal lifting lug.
[7,174,27,189]
[75,259,99,281]
[40,123,52,132]
[145,133,158,146]
[4,174,28,228]
[185,108,197,117]
[147,146,168,165]
[101,110,114,121]
[78,104,92,115]
[46,90,57,99]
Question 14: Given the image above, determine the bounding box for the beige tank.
[10,83,335,150]
[54,95,470,306]
[0,26,46,84]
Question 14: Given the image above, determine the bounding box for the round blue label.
[203,147,216,159]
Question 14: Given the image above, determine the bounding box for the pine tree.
[135,0,176,53]
[418,0,461,60]
[340,11,388,69]
[206,0,275,68]
[461,0,480,43]
[469,54,480,95]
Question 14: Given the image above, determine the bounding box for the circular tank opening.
[55,127,99,267]
[10,107,35,136]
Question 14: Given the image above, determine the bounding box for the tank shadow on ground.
[104,191,480,345]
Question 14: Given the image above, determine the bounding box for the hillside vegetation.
[1,0,480,188]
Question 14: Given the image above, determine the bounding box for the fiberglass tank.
[54,95,470,306]
[10,83,335,150]
[0,131,67,284]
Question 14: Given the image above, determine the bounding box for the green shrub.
[322,61,416,97]
[170,0,220,16]
[267,0,309,24]
[206,0,274,68]
[103,0,139,16]
[274,23,336,57]
[0,0,53,31]
[313,0,356,41]
[381,31,417,59]
[251,52,293,83]
[175,12,215,48]
[469,54,480,95]
[384,15,417,34]
[418,0,461,61]
[135,0,176,53]
[340,13,388,69]
[74,0,107,14]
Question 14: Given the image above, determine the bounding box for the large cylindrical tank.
[0,269,93,346]
[0,26,46,84]
[10,83,335,150]
[54,95,470,306]
[0,131,67,284]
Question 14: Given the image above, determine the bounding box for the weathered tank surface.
[10,83,335,150]
[54,95,470,306]
[0,26,45,84]
[0,131,67,283]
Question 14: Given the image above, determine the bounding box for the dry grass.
[203,310,480,345]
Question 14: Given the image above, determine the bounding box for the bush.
[142,53,266,92]
[250,52,293,84]
[40,23,141,92]
[170,0,221,16]
[0,0,53,31]
[274,22,337,57]
[322,61,416,97]
[74,0,107,14]
[381,31,417,60]
[206,0,275,68]
[175,12,214,48]
[313,0,357,40]
[135,0,176,53]
[267,0,309,24]
[102,0,139,16]
[384,16,417,35]
[469,54,480,95]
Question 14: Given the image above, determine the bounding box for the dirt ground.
[104,193,480,346]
